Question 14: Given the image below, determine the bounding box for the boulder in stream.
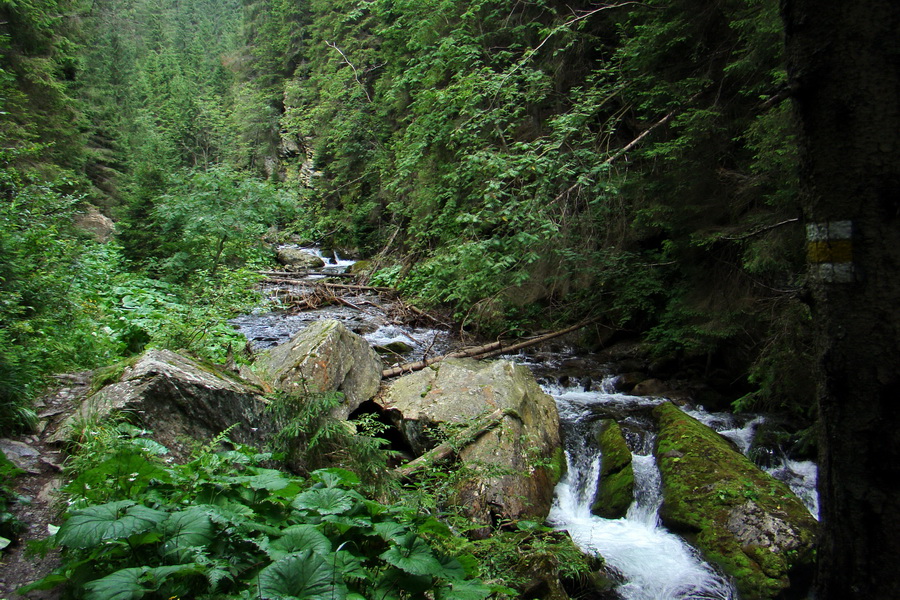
[275,247,326,269]
[380,358,564,530]
[258,319,383,419]
[591,419,634,519]
[48,350,270,460]
[653,401,817,600]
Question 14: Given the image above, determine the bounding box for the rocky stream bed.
[0,248,819,599]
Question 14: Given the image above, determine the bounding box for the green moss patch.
[591,420,634,518]
[653,402,817,600]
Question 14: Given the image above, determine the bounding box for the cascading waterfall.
[547,385,737,600]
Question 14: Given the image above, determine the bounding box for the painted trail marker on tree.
[806,220,854,283]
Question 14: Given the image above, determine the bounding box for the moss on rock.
[653,402,817,600]
[591,420,634,519]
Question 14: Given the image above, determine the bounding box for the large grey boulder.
[48,350,269,460]
[381,358,564,528]
[258,319,382,418]
[275,247,326,269]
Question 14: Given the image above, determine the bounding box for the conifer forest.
[0,1,897,599]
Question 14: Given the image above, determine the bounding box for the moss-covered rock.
[591,420,634,518]
[653,402,817,600]
[259,319,383,419]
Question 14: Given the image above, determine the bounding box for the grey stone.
[258,319,383,419]
[381,359,564,527]
[48,350,270,460]
[275,247,326,269]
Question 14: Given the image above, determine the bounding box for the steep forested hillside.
[238,0,812,415]
[0,0,813,429]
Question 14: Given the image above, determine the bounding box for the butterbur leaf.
[227,468,292,491]
[161,506,215,561]
[83,564,197,600]
[436,555,467,581]
[268,524,332,559]
[310,468,359,488]
[332,550,366,580]
[373,521,408,543]
[434,579,494,600]
[291,488,355,515]
[379,534,443,577]
[258,550,347,600]
[58,501,168,548]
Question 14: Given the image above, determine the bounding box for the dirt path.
[0,374,89,599]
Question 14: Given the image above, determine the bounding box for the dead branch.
[395,408,509,479]
[326,40,372,103]
[382,317,603,378]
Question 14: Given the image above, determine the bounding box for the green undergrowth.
[0,449,25,552]
[25,428,502,600]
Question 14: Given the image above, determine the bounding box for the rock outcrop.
[258,319,382,418]
[591,419,634,519]
[653,401,817,600]
[275,247,326,269]
[74,205,115,242]
[49,350,269,460]
[380,358,564,529]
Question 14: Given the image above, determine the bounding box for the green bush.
[25,433,498,600]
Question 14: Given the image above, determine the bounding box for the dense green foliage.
[238,0,811,413]
[0,0,812,429]
[26,430,497,600]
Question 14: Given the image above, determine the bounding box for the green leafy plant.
[25,435,498,600]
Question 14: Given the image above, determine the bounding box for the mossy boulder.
[591,420,634,518]
[653,402,817,600]
[381,359,563,528]
[275,247,326,269]
[259,319,383,419]
[48,350,270,460]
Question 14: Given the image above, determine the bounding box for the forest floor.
[0,374,91,600]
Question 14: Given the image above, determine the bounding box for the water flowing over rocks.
[48,350,270,460]
[380,358,564,530]
[653,401,817,600]
[258,319,382,419]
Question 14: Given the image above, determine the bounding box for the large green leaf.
[161,506,215,561]
[291,488,355,515]
[268,524,332,560]
[258,550,347,600]
[83,564,197,600]
[435,579,495,600]
[310,468,360,488]
[227,468,293,491]
[379,534,443,577]
[57,501,168,549]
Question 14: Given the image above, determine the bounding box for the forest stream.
[234,248,820,600]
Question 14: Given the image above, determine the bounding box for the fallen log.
[395,408,509,479]
[381,317,603,378]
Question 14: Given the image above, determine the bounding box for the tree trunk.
[781,2,900,597]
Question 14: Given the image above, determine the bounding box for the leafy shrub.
[26,436,498,600]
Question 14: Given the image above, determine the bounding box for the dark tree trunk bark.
[781,1,900,597]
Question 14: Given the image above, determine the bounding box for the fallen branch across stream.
[382,317,604,378]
